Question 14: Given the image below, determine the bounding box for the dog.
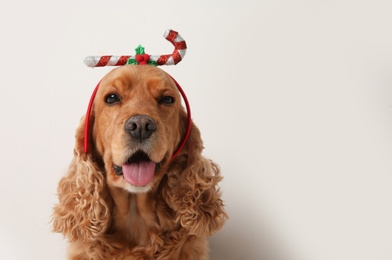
[52,65,227,259]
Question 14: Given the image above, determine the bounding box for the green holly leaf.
[148,60,157,66]
[126,58,138,65]
[135,45,145,55]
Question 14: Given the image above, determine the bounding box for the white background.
[1,0,391,259]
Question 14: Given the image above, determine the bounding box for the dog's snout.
[125,115,157,141]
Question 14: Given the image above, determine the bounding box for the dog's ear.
[166,117,228,237]
[52,116,111,242]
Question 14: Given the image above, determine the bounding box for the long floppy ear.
[52,116,111,242]
[167,118,228,237]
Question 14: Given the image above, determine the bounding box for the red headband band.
[83,75,192,161]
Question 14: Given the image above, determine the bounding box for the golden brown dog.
[53,65,227,259]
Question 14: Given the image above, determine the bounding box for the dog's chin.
[123,183,152,193]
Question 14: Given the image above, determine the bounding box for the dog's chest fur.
[111,189,150,245]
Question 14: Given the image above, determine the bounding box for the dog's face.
[91,65,184,193]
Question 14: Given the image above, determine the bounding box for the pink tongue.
[122,161,156,186]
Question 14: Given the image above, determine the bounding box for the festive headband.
[83,29,191,161]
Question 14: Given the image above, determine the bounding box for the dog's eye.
[158,96,175,105]
[105,94,120,105]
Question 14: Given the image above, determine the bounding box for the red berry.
[135,54,143,62]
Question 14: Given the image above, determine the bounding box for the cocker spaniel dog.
[52,65,227,259]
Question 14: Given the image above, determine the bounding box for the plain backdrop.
[1,0,391,259]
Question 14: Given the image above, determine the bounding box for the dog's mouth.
[114,150,158,187]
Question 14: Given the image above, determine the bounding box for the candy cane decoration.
[84,29,187,67]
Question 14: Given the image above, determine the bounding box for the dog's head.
[88,65,186,193]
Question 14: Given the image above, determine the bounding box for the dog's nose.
[125,115,157,141]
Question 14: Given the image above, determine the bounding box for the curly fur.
[52,65,227,259]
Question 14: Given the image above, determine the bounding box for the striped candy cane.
[84,29,187,68]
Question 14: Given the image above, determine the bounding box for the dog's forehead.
[100,65,174,90]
